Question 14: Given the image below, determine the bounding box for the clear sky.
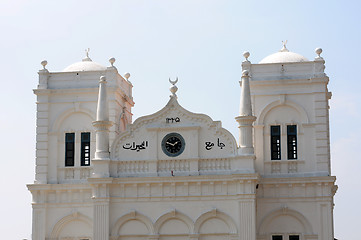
[0,0,360,239]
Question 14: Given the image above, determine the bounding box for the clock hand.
[166,142,176,146]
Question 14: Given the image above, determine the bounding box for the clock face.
[161,133,185,157]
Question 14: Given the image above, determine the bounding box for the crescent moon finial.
[169,77,178,85]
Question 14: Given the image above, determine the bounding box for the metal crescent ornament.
[169,77,178,85]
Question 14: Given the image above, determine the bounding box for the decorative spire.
[96,76,109,121]
[92,76,113,178]
[235,69,256,154]
[280,40,289,52]
[239,70,253,116]
[82,48,92,62]
[169,77,178,98]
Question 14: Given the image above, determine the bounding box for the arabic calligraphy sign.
[205,138,225,150]
[123,141,149,152]
[166,117,180,123]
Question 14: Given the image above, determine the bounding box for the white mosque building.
[28,44,337,240]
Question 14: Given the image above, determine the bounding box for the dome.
[63,54,106,72]
[259,45,308,64]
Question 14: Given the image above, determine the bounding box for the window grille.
[81,132,91,166]
[287,125,297,159]
[272,235,283,240]
[65,133,75,167]
[271,126,281,160]
[289,235,300,240]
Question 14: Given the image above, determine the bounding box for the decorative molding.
[49,212,92,239]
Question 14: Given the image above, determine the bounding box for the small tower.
[235,55,257,154]
[92,76,113,178]
[32,50,134,184]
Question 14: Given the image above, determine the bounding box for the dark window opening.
[287,125,297,159]
[289,235,300,240]
[272,235,283,240]
[65,133,75,167]
[81,132,91,166]
[271,126,281,160]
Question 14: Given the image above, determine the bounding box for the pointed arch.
[258,207,313,234]
[111,210,155,237]
[194,209,237,234]
[154,209,194,234]
[49,212,92,239]
[256,99,309,125]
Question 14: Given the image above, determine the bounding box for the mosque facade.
[28,45,337,240]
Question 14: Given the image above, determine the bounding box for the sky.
[0,0,360,239]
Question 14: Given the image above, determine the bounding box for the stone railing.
[264,160,304,174]
[117,160,150,176]
[158,159,190,173]
[58,167,92,183]
[115,158,233,177]
[199,158,231,171]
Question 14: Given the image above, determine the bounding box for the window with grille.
[287,125,297,159]
[81,132,91,166]
[272,235,283,240]
[271,126,281,160]
[289,235,300,240]
[65,133,75,167]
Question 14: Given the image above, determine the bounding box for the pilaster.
[239,200,256,240]
[89,179,112,240]
[32,207,46,240]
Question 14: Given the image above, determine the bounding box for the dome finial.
[169,77,178,98]
[83,48,92,62]
[280,40,289,52]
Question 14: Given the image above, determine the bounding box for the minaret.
[92,76,113,178]
[235,52,257,154]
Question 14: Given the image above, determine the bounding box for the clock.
[161,132,185,157]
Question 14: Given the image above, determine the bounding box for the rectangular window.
[65,133,75,167]
[81,132,91,166]
[272,235,283,240]
[271,126,281,160]
[287,125,297,159]
[289,235,299,240]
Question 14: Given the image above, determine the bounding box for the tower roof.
[62,49,106,72]
[259,42,308,64]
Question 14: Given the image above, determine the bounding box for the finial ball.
[100,76,106,82]
[124,72,131,80]
[41,60,48,68]
[109,57,115,66]
[242,70,249,77]
[315,48,322,56]
[243,51,250,60]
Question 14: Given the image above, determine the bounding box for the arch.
[258,207,313,235]
[154,209,194,234]
[49,212,92,239]
[50,106,96,132]
[256,99,309,125]
[194,209,237,234]
[111,210,155,237]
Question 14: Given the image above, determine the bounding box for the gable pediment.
[110,97,238,162]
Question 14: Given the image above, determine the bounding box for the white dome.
[63,57,106,72]
[259,46,308,64]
